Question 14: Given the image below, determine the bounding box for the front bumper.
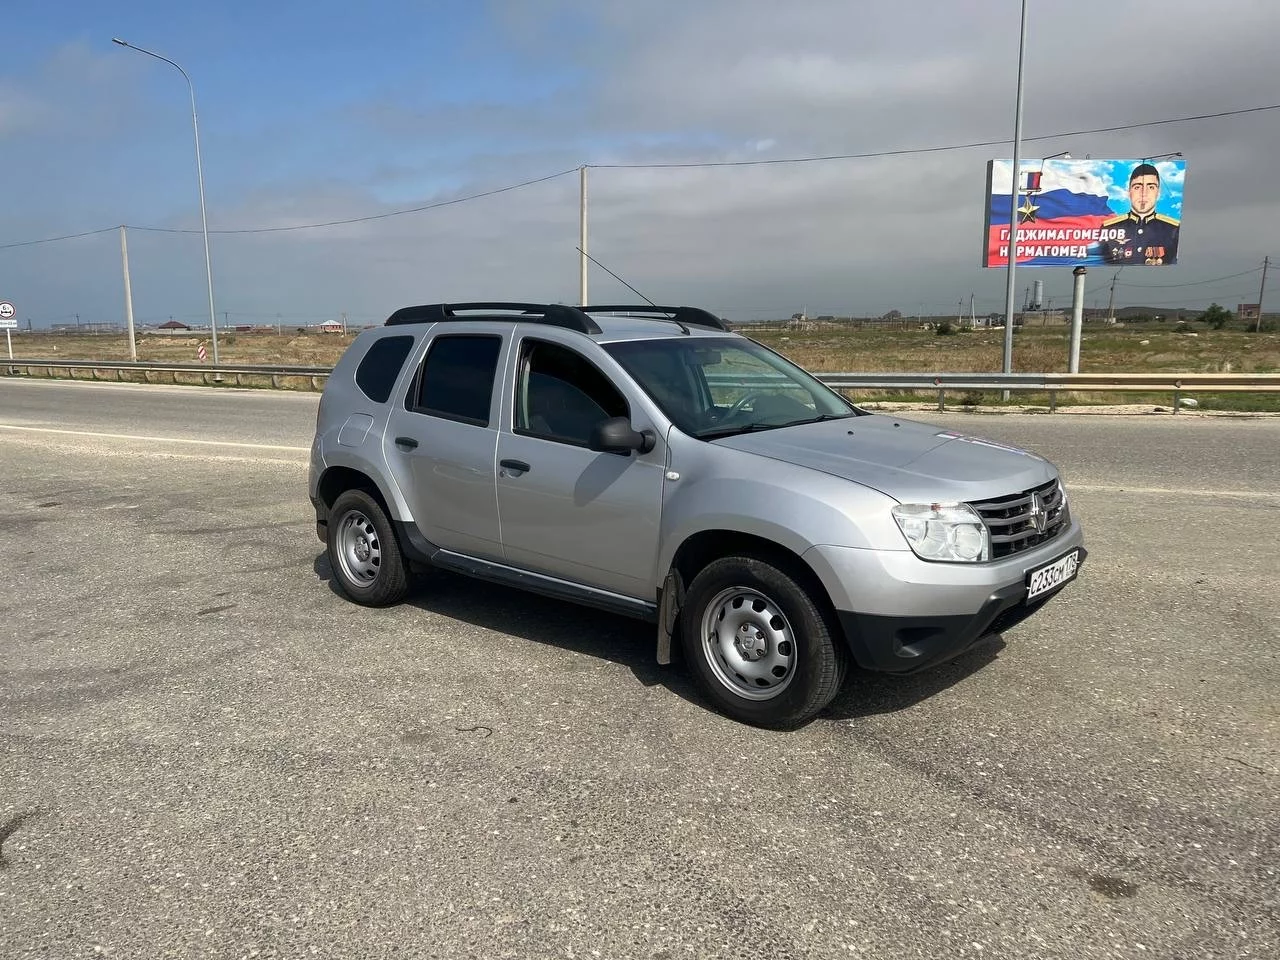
[838,544,1086,673]
[804,521,1087,674]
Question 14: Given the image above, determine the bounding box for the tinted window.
[411,335,502,426]
[354,335,414,403]
[605,337,855,438]
[516,341,628,446]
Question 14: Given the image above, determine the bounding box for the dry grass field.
[7,321,1279,410]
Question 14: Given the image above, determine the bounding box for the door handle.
[394,436,419,449]
[500,458,531,473]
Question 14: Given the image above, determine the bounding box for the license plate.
[1026,549,1080,600]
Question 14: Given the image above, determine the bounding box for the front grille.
[972,479,1068,559]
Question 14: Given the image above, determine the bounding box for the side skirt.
[396,522,659,624]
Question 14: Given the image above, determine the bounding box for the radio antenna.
[575,247,658,306]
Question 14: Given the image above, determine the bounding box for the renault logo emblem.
[1029,492,1047,534]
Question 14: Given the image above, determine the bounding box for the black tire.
[326,489,410,607]
[680,555,847,728]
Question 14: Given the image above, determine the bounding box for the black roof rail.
[581,304,730,332]
[384,302,601,334]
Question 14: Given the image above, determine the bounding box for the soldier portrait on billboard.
[1098,162,1180,265]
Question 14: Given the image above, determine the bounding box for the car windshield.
[604,336,859,439]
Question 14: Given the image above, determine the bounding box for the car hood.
[711,414,1058,502]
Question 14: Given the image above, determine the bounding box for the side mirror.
[588,416,656,455]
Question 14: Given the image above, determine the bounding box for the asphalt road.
[1,378,1277,960]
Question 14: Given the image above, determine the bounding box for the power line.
[0,168,578,250]
[128,166,581,236]
[0,226,118,251]
[3,101,1276,248]
[1118,267,1262,288]
[1111,294,1253,307]
[589,103,1280,169]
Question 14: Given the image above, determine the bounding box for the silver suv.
[309,302,1085,727]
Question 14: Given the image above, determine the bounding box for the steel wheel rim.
[700,586,797,701]
[336,510,381,587]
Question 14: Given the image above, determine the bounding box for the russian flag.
[984,161,1115,267]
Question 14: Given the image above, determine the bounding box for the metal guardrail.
[5,358,1280,411]
[4,358,333,390]
[815,372,1280,412]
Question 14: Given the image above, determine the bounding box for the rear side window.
[410,334,502,426]
[355,336,415,403]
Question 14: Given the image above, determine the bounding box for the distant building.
[157,319,191,331]
[317,320,346,334]
[1238,303,1261,321]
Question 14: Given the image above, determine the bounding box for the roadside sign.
[0,301,15,328]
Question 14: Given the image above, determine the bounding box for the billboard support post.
[1069,266,1087,373]
[1001,0,1030,397]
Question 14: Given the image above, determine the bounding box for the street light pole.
[112,37,219,368]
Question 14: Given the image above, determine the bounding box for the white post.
[1069,266,1087,373]
[1257,256,1270,333]
[1001,0,1029,397]
[120,226,137,361]
[579,165,588,306]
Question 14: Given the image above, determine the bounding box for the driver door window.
[515,341,629,446]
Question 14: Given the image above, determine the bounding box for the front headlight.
[891,502,990,562]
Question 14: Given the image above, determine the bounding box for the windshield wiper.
[697,422,785,440]
[699,412,854,440]
[780,413,854,427]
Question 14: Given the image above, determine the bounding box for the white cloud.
[1156,161,1186,186]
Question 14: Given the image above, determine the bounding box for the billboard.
[982,158,1186,268]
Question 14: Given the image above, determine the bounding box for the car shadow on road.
[314,552,1008,725]
[313,553,706,709]
[821,636,1007,721]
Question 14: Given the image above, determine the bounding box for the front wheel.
[326,489,410,607]
[680,556,847,728]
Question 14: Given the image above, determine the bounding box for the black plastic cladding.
[383,302,729,335]
[581,305,729,331]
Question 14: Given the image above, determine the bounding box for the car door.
[495,334,667,600]
[384,328,509,560]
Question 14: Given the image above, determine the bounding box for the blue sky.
[4,1,1280,327]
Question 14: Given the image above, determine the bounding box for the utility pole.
[1106,270,1119,323]
[579,165,589,306]
[1257,256,1270,333]
[119,226,137,360]
[969,293,976,327]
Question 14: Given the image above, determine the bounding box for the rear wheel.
[326,489,410,607]
[681,555,847,728]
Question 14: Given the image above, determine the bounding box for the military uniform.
[1098,211,1180,265]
